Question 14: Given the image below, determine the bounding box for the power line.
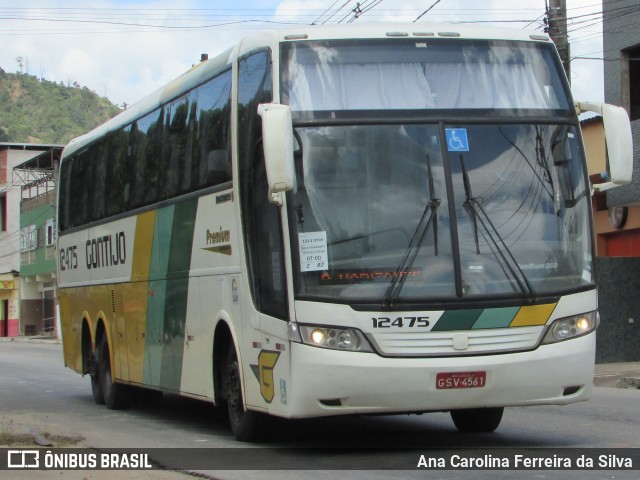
[311,0,342,25]
[414,0,442,23]
[320,0,351,25]
[0,1,636,42]
[0,4,557,31]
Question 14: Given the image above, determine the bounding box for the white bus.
[57,23,633,441]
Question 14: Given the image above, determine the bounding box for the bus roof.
[61,23,551,160]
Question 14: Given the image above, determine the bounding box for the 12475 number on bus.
[372,317,430,328]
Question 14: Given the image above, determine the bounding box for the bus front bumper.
[285,332,595,418]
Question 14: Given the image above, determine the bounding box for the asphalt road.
[1,341,639,480]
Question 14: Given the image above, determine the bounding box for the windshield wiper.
[383,155,440,309]
[459,155,535,297]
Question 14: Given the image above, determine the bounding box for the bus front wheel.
[224,346,267,442]
[450,407,504,433]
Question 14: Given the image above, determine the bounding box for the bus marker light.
[310,329,326,345]
[576,316,591,332]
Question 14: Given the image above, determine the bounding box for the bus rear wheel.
[90,344,105,405]
[224,345,267,442]
[450,407,504,433]
[98,335,130,410]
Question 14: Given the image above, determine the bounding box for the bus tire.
[90,344,105,405]
[224,345,267,442]
[450,407,504,433]
[98,335,130,410]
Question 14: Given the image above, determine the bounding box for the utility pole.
[547,0,570,84]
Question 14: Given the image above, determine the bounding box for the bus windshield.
[282,40,591,306]
[282,39,569,112]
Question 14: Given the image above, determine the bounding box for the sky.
[0,0,606,110]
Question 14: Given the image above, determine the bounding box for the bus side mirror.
[257,103,296,205]
[576,101,634,192]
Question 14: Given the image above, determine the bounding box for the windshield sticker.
[299,231,328,272]
[319,269,422,284]
[445,128,469,152]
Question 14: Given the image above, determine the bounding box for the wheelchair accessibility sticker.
[445,128,469,152]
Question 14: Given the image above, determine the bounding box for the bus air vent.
[563,386,581,396]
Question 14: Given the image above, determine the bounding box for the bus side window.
[238,49,288,319]
[92,140,107,222]
[58,158,73,231]
[161,95,191,200]
[69,151,90,228]
[131,109,161,208]
[106,125,132,217]
[251,149,288,318]
[182,90,198,193]
[195,69,232,189]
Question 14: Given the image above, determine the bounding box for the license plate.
[436,371,487,389]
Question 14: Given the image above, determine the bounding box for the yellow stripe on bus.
[124,211,156,383]
[509,303,557,327]
[131,211,156,282]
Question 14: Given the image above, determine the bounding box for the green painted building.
[16,147,62,337]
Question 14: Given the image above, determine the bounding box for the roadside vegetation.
[0,65,121,144]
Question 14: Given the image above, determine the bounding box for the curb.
[0,336,62,345]
[616,377,640,389]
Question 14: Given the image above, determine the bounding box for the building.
[16,148,61,337]
[590,0,640,362]
[0,143,62,338]
[600,0,640,252]
[582,116,640,256]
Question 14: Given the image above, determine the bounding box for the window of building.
[623,44,640,121]
[20,225,37,252]
[45,218,55,246]
[0,194,6,232]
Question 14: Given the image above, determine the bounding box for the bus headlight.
[542,311,598,344]
[299,325,374,352]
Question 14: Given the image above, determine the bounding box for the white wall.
[0,149,49,275]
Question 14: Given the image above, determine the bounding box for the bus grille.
[369,326,544,356]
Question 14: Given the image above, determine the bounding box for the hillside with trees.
[0,66,121,144]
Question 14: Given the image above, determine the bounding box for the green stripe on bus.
[159,199,198,391]
[472,307,520,329]
[143,206,175,387]
[431,309,482,331]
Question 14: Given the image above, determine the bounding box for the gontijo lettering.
[86,232,126,269]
